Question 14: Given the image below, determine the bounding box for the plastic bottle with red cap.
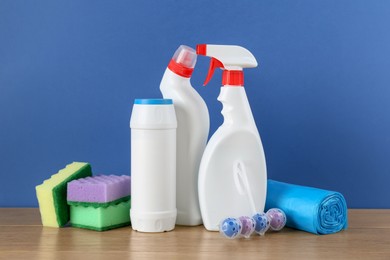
[160,45,210,226]
[196,44,267,231]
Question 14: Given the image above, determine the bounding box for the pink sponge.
[67,175,130,204]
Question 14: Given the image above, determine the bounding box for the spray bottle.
[197,44,267,231]
[160,45,210,226]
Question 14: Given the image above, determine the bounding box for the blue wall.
[1,0,389,208]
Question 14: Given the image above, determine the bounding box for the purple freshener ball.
[238,216,256,238]
[266,208,287,231]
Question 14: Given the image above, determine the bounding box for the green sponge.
[35,162,93,227]
[70,199,131,231]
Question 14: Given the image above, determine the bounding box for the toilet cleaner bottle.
[196,44,267,231]
[160,45,210,226]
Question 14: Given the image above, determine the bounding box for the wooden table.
[0,209,389,259]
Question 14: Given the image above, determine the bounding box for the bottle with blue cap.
[130,98,177,232]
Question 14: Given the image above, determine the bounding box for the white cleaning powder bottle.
[130,99,177,232]
[160,45,210,226]
[196,44,267,231]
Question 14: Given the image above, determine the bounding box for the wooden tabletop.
[0,209,389,259]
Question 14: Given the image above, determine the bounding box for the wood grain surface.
[0,209,389,259]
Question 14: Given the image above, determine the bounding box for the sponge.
[67,175,130,206]
[36,162,92,227]
[70,199,131,231]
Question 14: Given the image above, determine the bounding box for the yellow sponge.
[36,162,92,227]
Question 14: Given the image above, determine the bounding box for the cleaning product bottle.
[160,45,210,226]
[130,99,177,232]
[196,44,267,231]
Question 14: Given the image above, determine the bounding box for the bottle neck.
[222,70,244,86]
[167,59,194,78]
[160,68,192,93]
[217,86,257,127]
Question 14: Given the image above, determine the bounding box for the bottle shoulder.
[160,80,209,127]
[160,70,206,103]
[203,127,262,156]
[213,124,260,138]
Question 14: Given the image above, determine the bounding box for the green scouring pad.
[70,199,131,231]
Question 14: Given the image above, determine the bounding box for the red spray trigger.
[203,57,224,86]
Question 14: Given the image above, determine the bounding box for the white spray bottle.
[197,44,267,231]
[160,45,210,226]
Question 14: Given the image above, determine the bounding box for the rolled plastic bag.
[265,180,348,235]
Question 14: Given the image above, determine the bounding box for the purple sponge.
[67,175,130,203]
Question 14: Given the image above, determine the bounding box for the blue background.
[1,0,389,208]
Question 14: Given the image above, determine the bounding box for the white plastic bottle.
[130,99,177,232]
[196,44,267,231]
[160,45,210,226]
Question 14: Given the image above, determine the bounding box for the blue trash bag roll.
[265,180,348,235]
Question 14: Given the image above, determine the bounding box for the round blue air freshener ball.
[253,212,270,235]
[219,218,242,239]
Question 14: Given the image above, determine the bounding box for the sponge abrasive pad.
[36,162,93,227]
[70,199,131,231]
[67,175,130,203]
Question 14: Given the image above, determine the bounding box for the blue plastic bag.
[265,180,348,235]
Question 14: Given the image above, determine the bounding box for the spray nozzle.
[196,44,258,87]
